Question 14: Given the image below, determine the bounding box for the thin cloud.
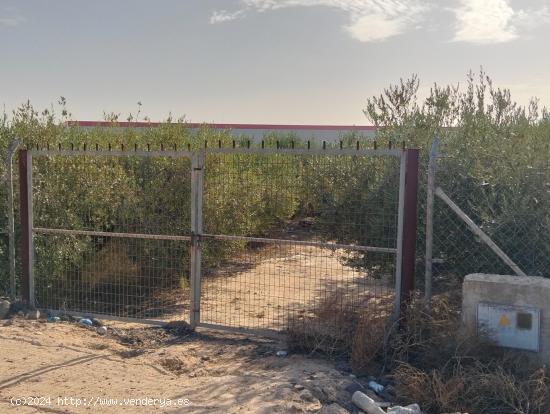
[210,0,429,42]
[452,0,550,44]
[0,15,25,27]
[210,10,246,24]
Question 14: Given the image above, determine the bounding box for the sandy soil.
[200,244,393,331]
[0,318,364,413]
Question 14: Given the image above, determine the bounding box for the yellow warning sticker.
[499,314,511,327]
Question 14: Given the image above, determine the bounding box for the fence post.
[189,151,204,329]
[18,148,34,305]
[400,149,419,311]
[424,138,439,311]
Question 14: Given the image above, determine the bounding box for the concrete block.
[463,273,550,362]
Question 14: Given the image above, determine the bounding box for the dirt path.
[200,244,393,331]
[0,319,361,413]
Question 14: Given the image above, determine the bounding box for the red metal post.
[18,149,31,302]
[401,149,419,309]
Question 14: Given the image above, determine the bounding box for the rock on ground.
[317,403,350,413]
[0,299,10,319]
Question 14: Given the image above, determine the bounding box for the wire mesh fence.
[428,152,550,295]
[14,145,409,335]
[200,150,402,333]
[30,152,193,322]
[200,239,395,332]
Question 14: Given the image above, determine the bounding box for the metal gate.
[19,145,418,334]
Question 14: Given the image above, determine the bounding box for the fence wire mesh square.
[200,239,395,331]
[200,151,401,332]
[429,153,550,292]
[24,148,403,333]
[203,152,401,249]
[30,153,192,322]
[34,234,190,321]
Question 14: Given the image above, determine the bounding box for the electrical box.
[477,303,540,352]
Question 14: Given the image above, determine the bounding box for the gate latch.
[191,232,202,245]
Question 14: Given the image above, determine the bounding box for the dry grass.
[287,291,393,363]
[390,295,550,414]
[288,291,550,413]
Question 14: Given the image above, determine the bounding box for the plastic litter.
[79,318,93,327]
[47,316,61,323]
[276,350,288,357]
[96,326,108,335]
[351,391,385,414]
[387,404,422,414]
[368,380,384,394]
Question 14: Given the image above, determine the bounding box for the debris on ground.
[0,298,10,319]
[368,380,385,394]
[276,350,288,357]
[25,309,40,320]
[46,315,60,323]
[351,391,386,414]
[96,326,108,335]
[79,318,93,327]
[386,403,422,414]
[318,402,350,413]
[91,318,104,327]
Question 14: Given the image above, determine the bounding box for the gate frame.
[19,148,194,325]
[19,146,418,330]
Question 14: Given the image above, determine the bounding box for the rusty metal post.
[18,148,33,303]
[400,149,419,310]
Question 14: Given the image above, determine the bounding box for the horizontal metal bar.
[201,233,397,254]
[197,322,282,340]
[41,308,177,326]
[33,227,191,242]
[203,148,402,157]
[29,149,193,158]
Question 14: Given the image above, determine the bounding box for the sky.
[1,0,549,124]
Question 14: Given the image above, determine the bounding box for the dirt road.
[0,319,360,413]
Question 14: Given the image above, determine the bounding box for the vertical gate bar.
[393,152,407,320]
[400,149,420,311]
[18,149,34,305]
[6,139,20,298]
[189,151,204,329]
[424,138,439,311]
[189,153,197,327]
